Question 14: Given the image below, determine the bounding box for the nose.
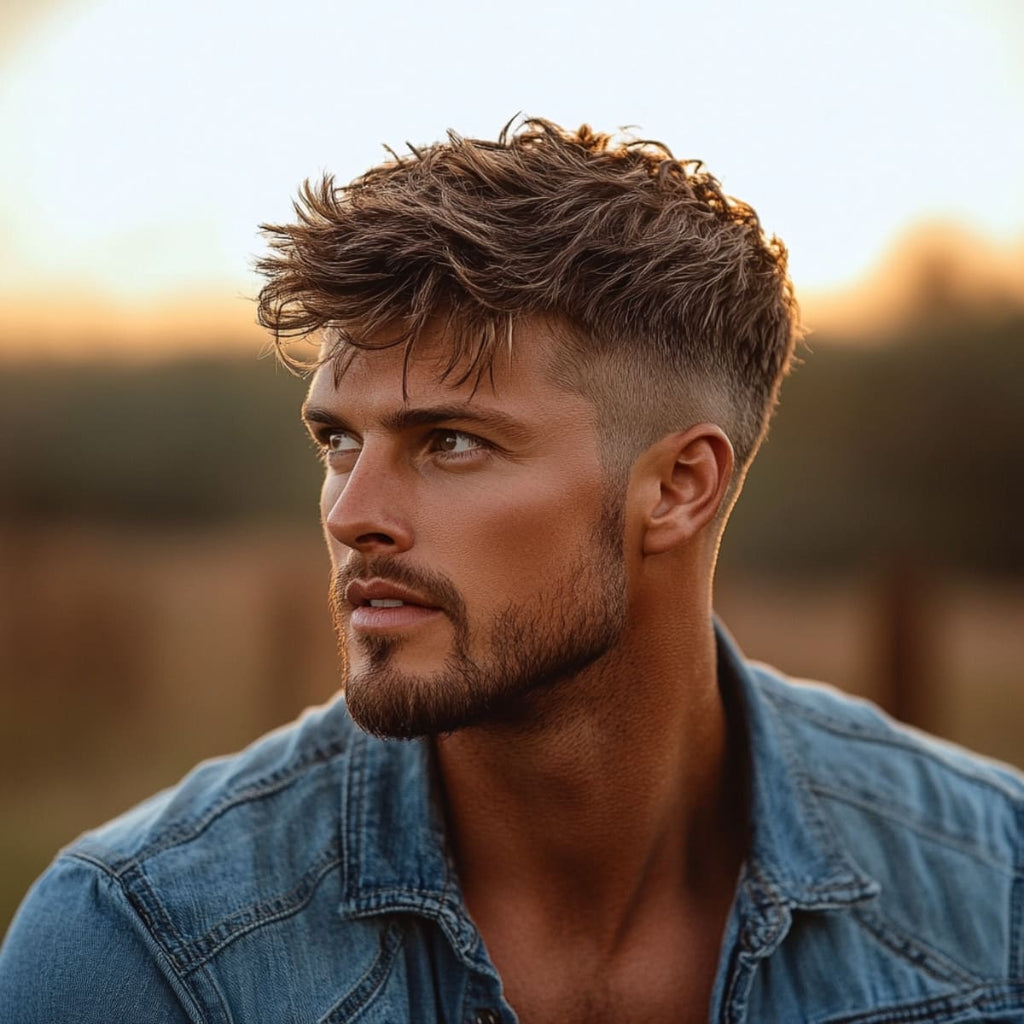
[322,451,414,555]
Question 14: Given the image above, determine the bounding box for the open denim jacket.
[4,623,1024,1022]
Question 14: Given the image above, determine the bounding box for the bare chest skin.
[484,902,728,1024]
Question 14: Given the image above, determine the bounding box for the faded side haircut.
[256,117,800,480]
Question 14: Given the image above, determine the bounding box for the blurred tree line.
[1,304,1021,577]
[728,304,1024,577]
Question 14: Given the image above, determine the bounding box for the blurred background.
[1,0,1022,936]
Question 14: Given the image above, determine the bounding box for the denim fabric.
[3,623,1024,1023]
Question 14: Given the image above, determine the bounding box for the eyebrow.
[300,402,533,441]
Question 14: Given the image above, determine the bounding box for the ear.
[638,425,735,556]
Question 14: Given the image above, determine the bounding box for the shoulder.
[0,700,391,1021]
[749,663,1024,979]
[750,662,1024,817]
[61,698,371,953]
[71,697,361,879]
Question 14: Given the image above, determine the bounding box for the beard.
[329,497,627,740]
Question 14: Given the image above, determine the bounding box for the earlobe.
[641,426,734,556]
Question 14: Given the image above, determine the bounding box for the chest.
[502,983,710,1024]
[492,929,720,1024]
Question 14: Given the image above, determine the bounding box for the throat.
[433,621,747,1018]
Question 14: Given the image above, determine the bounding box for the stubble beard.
[329,500,628,740]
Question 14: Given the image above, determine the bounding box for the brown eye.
[327,432,359,453]
[431,430,485,455]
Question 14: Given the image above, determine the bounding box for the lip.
[345,578,439,610]
[345,578,443,635]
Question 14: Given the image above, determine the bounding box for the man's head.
[256,118,799,738]
[257,118,799,489]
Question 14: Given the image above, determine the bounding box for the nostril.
[354,531,396,547]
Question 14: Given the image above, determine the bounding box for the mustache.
[330,555,468,626]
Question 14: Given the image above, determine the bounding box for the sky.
[0,0,1021,313]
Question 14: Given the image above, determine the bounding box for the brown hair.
[256,117,800,477]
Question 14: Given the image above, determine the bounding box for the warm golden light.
[0,0,1021,348]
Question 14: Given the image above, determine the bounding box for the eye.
[429,430,487,456]
[316,430,360,466]
[327,431,360,453]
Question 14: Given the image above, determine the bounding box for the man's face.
[303,320,628,739]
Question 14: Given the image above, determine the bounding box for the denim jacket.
[4,623,1024,1023]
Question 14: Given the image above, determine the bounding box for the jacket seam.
[320,919,406,1024]
[107,743,351,866]
[1011,870,1024,981]
[811,784,1018,872]
[761,684,1024,803]
[815,981,1024,1024]
[1010,801,1024,978]
[178,844,344,970]
[755,693,872,895]
[851,906,981,987]
[62,852,210,1022]
[346,728,368,904]
[66,851,193,965]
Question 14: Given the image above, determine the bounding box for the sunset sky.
[1,0,1021,322]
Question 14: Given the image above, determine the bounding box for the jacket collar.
[715,621,879,911]
[338,621,878,947]
[336,724,481,961]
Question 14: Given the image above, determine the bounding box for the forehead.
[305,318,591,423]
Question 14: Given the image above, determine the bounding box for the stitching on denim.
[717,869,784,1022]
[349,884,467,902]
[756,693,871,896]
[176,845,343,971]
[436,843,476,960]
[811,784,1017,872]
[721,948,759,1024]
[425,743,477,959]
[1010,802,1024,978]
[195,963,234,1024]
[65,853,167,947]
[127,745,351,865]
[120,860,194,966]
[761,684,1024,805]
[346,728,367,903]
[344,890,468,942]
[66,849,127,878]
[342,733,475,954]
[62,852,208,1021]
[814,981,1024,1024]
[319,919,405,1024]
[852,906,980,987]
[342,888,485,971]
[742,866,782,930]
[1012,871,1024,981]
[79,718,352,874]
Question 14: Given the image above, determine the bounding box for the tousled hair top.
[256,117,800,470]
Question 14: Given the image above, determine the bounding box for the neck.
[434,600,747,953]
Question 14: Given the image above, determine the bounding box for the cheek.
[435,469,606,595]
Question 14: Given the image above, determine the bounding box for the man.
[2,119,1023,1023]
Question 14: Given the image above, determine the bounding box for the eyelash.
[426,430,490,458]
[311,429,492,464]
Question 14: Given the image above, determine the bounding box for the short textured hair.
[256,117,799,476]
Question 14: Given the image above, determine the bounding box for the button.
[474,1011,500,1024]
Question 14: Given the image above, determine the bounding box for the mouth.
[345,578,443,634]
